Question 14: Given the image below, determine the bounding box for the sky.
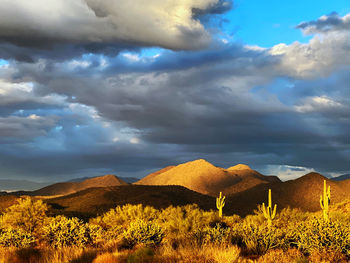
[0,0,350,182]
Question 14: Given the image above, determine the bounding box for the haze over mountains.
[0,179,53,191]
[2,159,350,218]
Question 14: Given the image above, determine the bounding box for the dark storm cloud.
[296,12,350,34]
[3,40,350,177]
[0,115,58,143]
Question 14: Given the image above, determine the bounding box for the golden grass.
[0,247,98,263]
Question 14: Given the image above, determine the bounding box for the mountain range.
[2,159,350,218]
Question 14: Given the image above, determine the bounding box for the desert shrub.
[295,218,350,257]
[233,224,287,255]
[91,204,159,239]
[123,220,164,247]
[193,223,231,246]
[127,247,155,263]
[155,243,241,263]
[273,207,311,229]
[157,205,218,237]
[42,216,100,248]
[0,197,48,237]
[222,214,242,226]
[244,206,267,227]
[0,228,35,248]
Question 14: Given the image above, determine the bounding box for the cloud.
[0,0,232,61]
[296,12,350,35]
[3,41,349,177]
[270,14,350,78]
[2,9,350,180]
[0,115,58,142]
[295,96,344,113]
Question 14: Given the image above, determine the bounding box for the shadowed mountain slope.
[44,185,216,219]
[227,172,350,216]
[135,159,280,196]
[31,174,128,196]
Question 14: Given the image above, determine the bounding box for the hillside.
[44,185,216,219]
[227,172,350,216]
[135,159,280,196]
[31,174,128,196]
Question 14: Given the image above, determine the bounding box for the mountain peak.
[184,159,215,167]
[227,164,252,171]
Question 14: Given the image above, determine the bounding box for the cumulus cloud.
[0,0,231,61]
[270,14,350,78]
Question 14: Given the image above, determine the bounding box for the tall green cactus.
[320,180,331,221]
[262,189,277,227]
[216,191,225,218]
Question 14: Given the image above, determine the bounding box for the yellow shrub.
[90,204,159,239]
[295,218,350,257]
[42,216,100,248]
[0,197,47,237]
[0,228,35,248]
[123,220,164,247]
[156,205,218,237]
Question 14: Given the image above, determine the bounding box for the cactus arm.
[262,203,268,218]
[272,204,277,219]
[320,196,324,210]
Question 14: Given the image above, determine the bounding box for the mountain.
[135,159,280,196]
[44,185,216,219]
[69,175,139,184]
[0,179,53,191]
[227,172,350,216]
[31,174,128,196]
[331,174,350,181]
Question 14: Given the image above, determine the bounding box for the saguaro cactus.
[216,192,225,218]
[320,180,331,221]
[262,189,277,227]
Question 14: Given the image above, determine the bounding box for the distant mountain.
[69,175,138,184]
[227,172,350,216]
[331,174,350,181]
[135,159,280,196]
[44,185,216,219]
[0,179,52,191]
[31,174,128,196]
